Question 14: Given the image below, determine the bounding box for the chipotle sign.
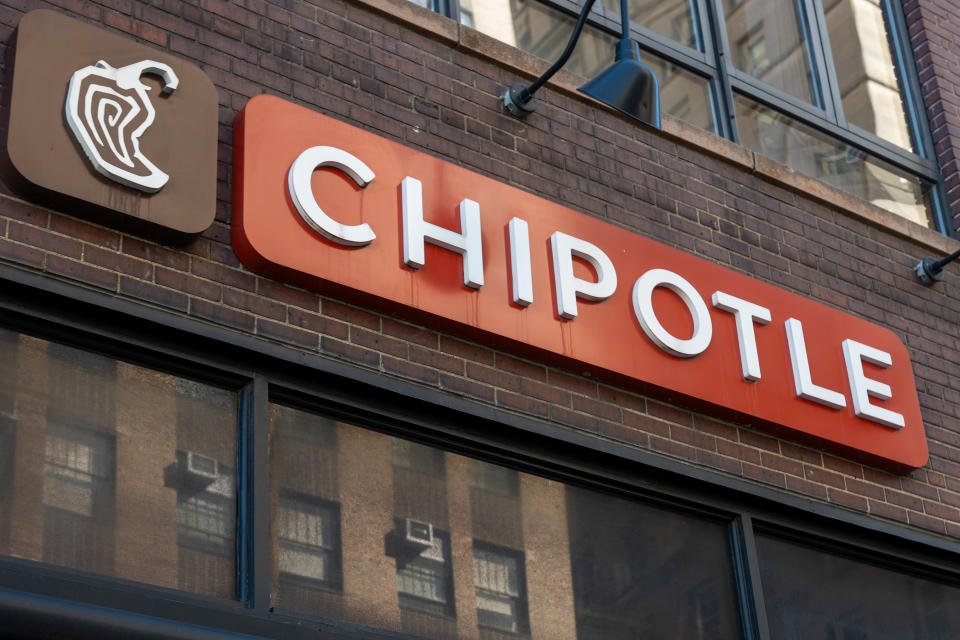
[233,95,927,472]
[2,10,218,240]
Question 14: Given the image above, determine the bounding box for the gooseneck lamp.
[500,0,661,129]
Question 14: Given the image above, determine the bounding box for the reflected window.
[175,451,234,556]
[823,0,912,151]
[278,493,342,590]
[397,528,455,617]
[734,94,932,226]
[469,460,519,496]
[725,0,818,104]
[393,439,445,476]
[42,424,115,573]
[474,543,529,633]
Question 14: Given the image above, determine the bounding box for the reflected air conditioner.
[186,451,219,482]
[403,518,434,553]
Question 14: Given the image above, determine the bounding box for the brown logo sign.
[2,10,218,240]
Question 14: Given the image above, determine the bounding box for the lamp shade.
[579,42,661,130]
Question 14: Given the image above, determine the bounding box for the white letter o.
[633,269,712,358]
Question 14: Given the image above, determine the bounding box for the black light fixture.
[914,248,960,284]
[500,0,661,130]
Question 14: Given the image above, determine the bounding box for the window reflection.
[823,0,913,151]
[269,404,743,639]
[758,532,960,640]
[725,0,818,104]
[459,0,716,132]
[597,0,699,50]
[0,329,238,597]
[735,94,932,226]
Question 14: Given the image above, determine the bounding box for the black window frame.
[1,266,960,640]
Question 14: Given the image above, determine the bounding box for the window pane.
[567,488,742,640]
[734,94,932,226]
[757,532,960,640]
[823,0,913,151]
[459,0,715,132]
[269,404,743,640]
[460,0,618,79]
[597,0,699,49]
[0,328,238,598]
[725,0,818,104]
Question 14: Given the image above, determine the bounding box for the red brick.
[49,216,120,250]
[786,475,829,500]
[868,499,908,523]
[46,255,118,291]
[697,450,741,474]
[320,336,380,368]
[381,318,438,348]
[9,222,82,259]
[119,276,188,312]
[438,373,494,402]
[439,335,495,365]
[650,436,698,463]
[257,318,318,350]
[622,410,670,438]
[409,345,463,375]
[495,353,546,381]
[191,298,255,332]
[496,390,548,419]
[547,370,598,397]
[322,298,381,330]
[0,237,44,269]
[288,307,348,340]
[351,326,407,358]
[600,422,650,447]
[827,488,869,511]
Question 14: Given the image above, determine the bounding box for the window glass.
[757,531,960,640]
[567,488,743,640]
[0,328,238,598]
[725,0,818,104]
[734,93,932,226]
[822,0,913,151]
[597,0,699,50]
[269,403,743,639]
[459,0,716,132]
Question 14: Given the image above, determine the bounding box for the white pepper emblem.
[64,59,179,193]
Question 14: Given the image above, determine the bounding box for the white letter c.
[288,146,377,247]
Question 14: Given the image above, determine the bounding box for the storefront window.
[757,530,960,639]
[268,403,743,639]
[0,328,238,598]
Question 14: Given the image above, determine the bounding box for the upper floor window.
[445,0,945,231]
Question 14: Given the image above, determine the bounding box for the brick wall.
[1,0,960,541]
[905,0,960,231]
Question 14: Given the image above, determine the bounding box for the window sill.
[345,0,958,256]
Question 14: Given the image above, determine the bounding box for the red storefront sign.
[233,95,927,471]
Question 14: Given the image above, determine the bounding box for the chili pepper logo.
[64,60,179,193]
